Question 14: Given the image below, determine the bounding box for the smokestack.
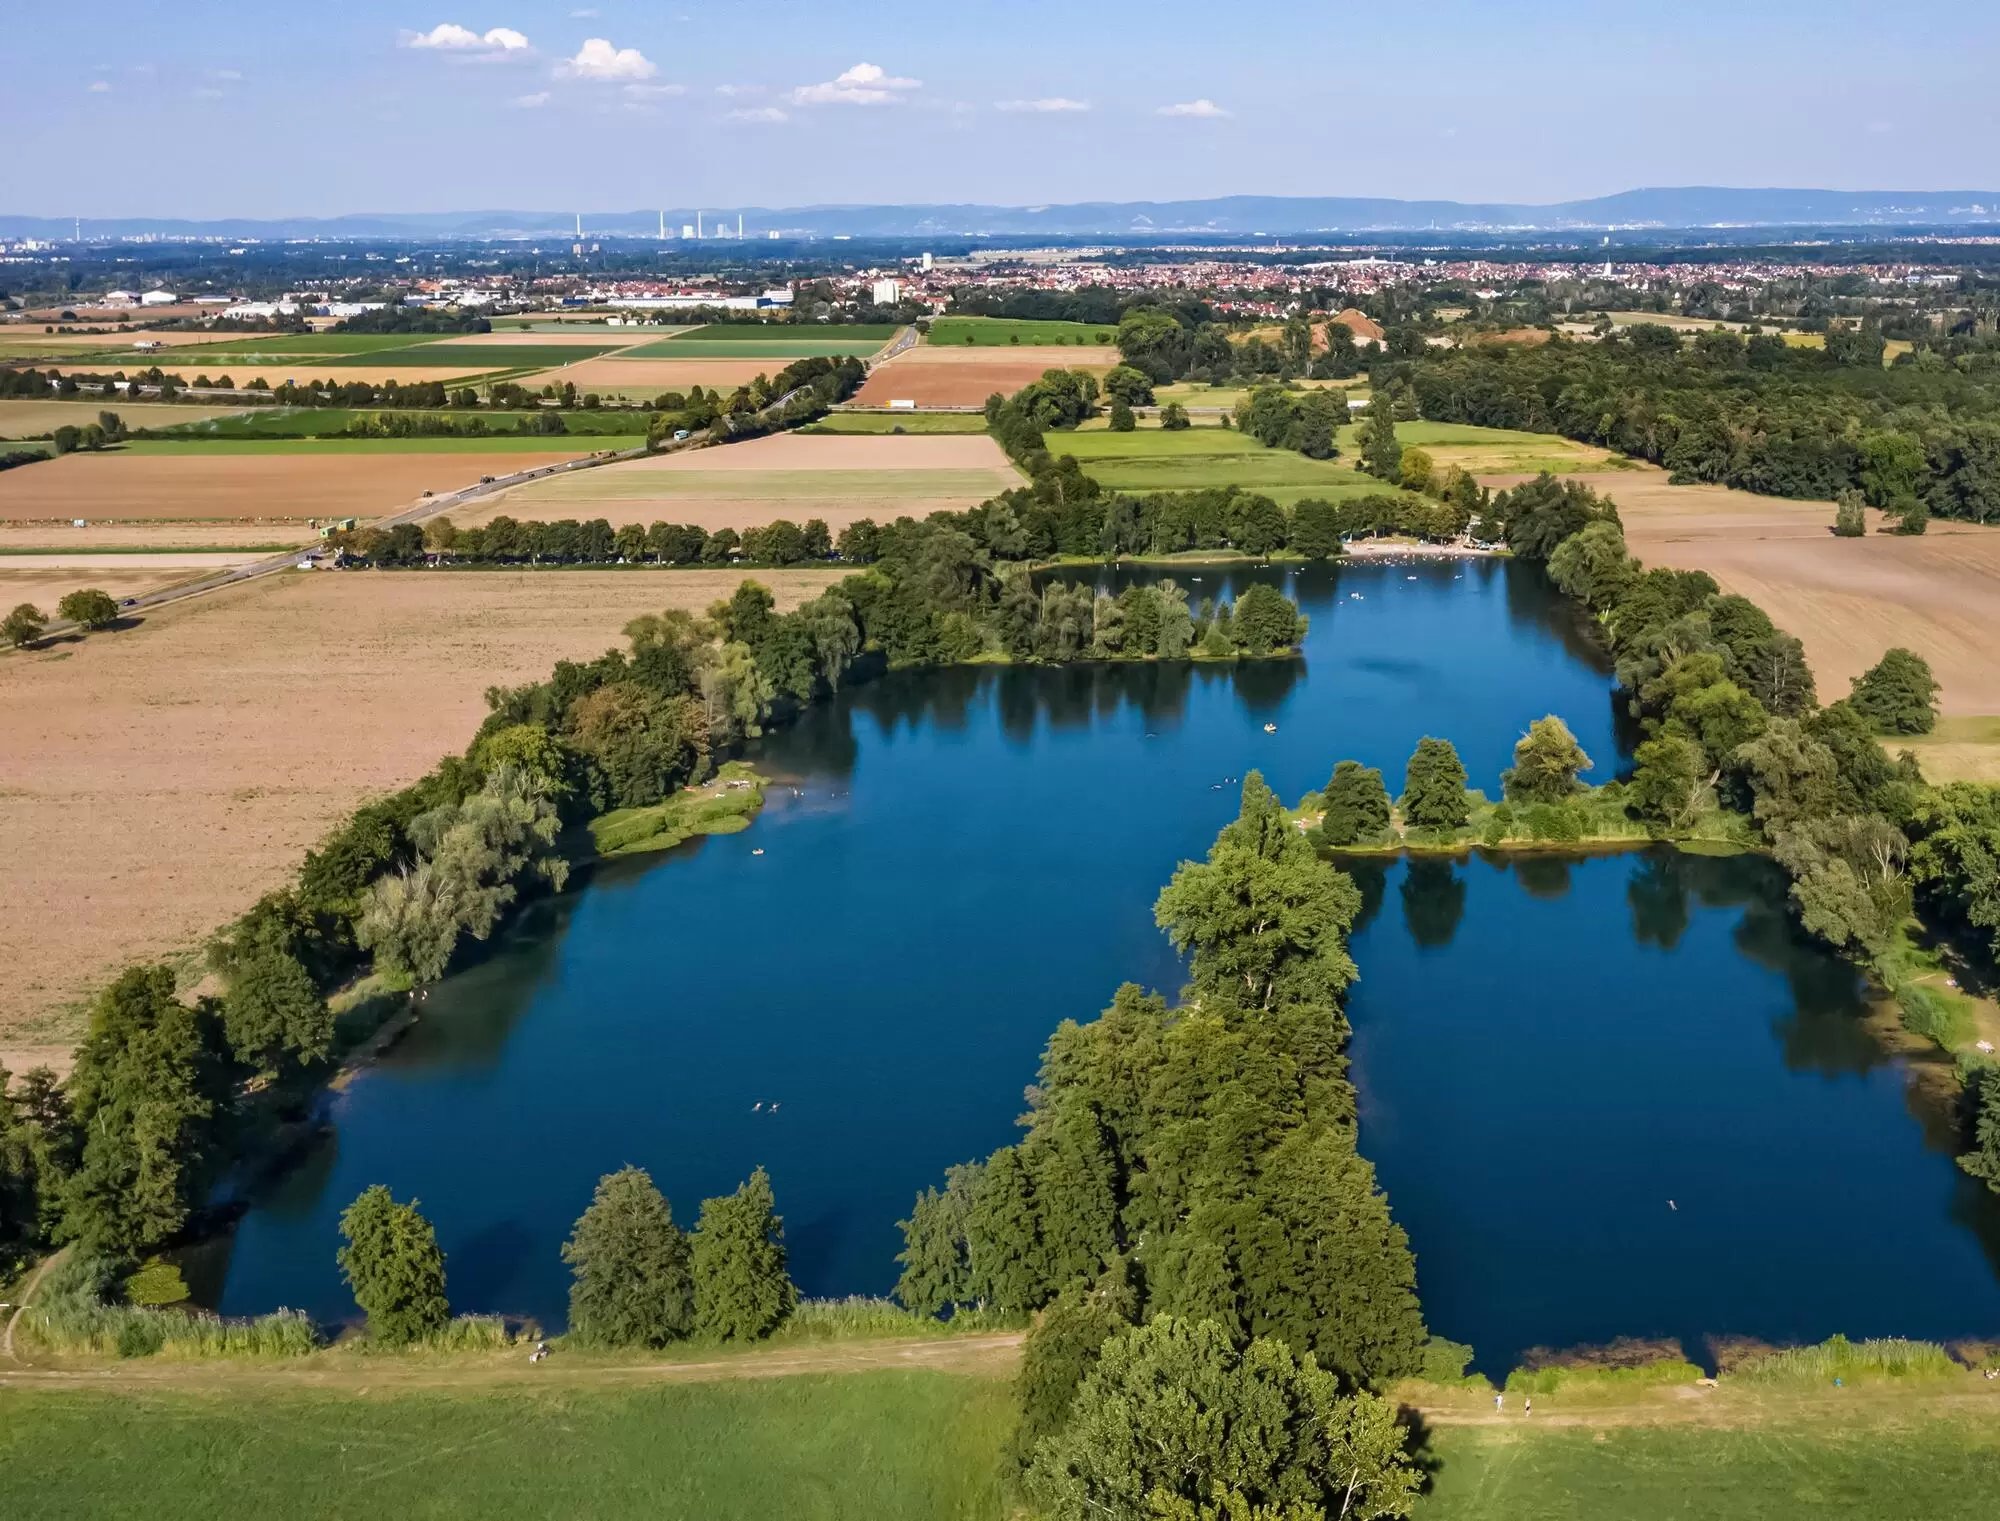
[738,214,744,238]
[696,212,703,239]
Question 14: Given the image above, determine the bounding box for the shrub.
[1726,1335,1956,1382]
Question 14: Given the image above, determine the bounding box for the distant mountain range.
[8,188,2000,241]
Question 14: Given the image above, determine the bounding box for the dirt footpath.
[0,567,841,1055]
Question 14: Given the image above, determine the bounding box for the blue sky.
[6,1,1997,218]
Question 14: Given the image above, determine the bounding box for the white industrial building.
[871,278,901,305]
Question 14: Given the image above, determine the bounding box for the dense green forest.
[1381,325,2000,522]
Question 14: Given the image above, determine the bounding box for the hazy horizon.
[6,0,1996,220]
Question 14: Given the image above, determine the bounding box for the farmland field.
[59,364,510,387]
[303,342,628,369]
[117,436,644,456]
[619,335,897,359]
[854,345,1122,408]
[461,431,1023,532]
[0,449,597,525]
[516,357,791,395]
[0,566,844,1054]
[806,411,992,434]
[0,551,263,605]
[675,323,904,344]
[151,407,647,439]
[0,400,252,437]
[1487,463,2000,718]
[1053,423,1389,503]
[169,333,466,358]
[926,316,1119,347]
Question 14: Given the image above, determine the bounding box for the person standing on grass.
[1524,1398,1532,1417]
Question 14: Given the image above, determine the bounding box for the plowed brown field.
[0,566,843,1059]
[517,357,782,394]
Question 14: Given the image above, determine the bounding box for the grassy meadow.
[1050,422,1387,503]
[0,1374,1017,1521]
[7,1366,2000,1521]
[926,316,1118,347]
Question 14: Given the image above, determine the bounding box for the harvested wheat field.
[0,566,843,1060]
[1487,465,2000,718]
[0,449,592,526]
[854,346,1119,408]
[460,431,1024,532]
[517,357,783,396]
[0,552,263,605]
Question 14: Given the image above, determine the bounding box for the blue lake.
[214,559,2000,1368]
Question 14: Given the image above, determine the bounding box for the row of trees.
[644,354,867,446]
[896,780,1433,1514]
[336,1164,794,1347]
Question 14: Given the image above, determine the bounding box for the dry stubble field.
[0,566,844,1066]
[460,432,1024,533]
[0,449,597,529]
[0,553,263,606]
[1485,464,2000,718]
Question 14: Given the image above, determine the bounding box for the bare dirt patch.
[459,432,1023,532]
[0,450,593,525]
[0,567,842,1051]
[1486,464,2000,717]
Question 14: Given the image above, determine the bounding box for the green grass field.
[927,317,1119,348]
[116,436,643,456]
[0,400,254,438]
[0,1374,1015,1521]
[1052,423,1389,504]
[1421,1415,2000,1520]
[1155,380,1364,412]
[7,1369,2000,1521]
[805,413,991,434]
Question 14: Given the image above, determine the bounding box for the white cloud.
[569,7,599,15]
[790,62,920,106]
[213,68,244,82]
[996,97,1089,113]
[623,82,684,99]
[557,37,656,81]
[1158,98,1230,117]
[513,91,551,108]
[88,80,112,93]
[194,87,225,99]
[405,24,531,53]
[727,106,788,123]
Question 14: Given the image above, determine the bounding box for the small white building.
[139,289,179,306]
[103,289,140,305]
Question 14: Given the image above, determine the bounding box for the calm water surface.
[215,560,2000,1367]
